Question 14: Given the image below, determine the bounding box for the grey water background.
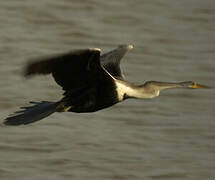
[0,0,215,179]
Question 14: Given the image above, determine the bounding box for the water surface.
[0,0,215,179]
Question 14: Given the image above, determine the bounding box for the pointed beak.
[192,83,211,89]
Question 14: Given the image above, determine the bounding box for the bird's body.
[59,75,118,113]
[53,45,134,113]
[4,45,209,125]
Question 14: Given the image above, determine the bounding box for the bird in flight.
[4,45,209,125]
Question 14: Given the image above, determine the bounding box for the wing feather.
[25,49,103,90]
[100,44,133,79]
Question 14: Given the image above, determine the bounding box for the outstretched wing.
[100,44,133,79]
[25,48,105,90]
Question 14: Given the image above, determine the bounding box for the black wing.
[100,44,133,79]
[25,48,113,91]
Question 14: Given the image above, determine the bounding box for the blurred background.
[0,0,215,179]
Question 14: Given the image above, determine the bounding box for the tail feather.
[4,101,59,126]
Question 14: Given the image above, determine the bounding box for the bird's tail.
[4,101,64,126]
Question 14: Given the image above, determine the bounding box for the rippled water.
[0,0,215,179]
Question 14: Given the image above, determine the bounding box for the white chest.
[115,81,137,101]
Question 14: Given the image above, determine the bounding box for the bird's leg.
[56,101,72,112]
[62,106,72,112]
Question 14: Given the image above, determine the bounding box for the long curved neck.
[115,80,189,100]
[140,81,184,90]
[137,81,185,98]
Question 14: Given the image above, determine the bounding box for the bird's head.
[179,81,211,89]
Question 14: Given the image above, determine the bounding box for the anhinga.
[4,45,209,125]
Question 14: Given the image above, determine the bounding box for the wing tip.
[89,48,101,52]
[127,44,134,50]
[118,44,134,51]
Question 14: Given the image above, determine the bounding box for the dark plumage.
[4,45,209,126]
[4,45,133,125]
